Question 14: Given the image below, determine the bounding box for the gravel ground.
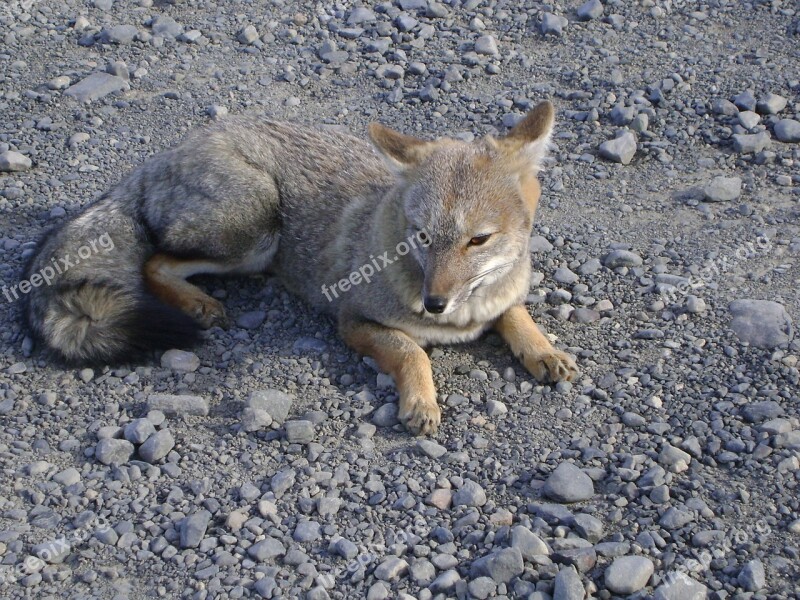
[1,0,799,599]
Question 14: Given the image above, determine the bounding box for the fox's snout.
[423,294,448,314]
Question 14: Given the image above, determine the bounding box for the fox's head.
[369,101,554,316]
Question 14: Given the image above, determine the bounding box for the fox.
[23,100,578,434]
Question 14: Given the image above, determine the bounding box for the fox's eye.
[468,234,491,247]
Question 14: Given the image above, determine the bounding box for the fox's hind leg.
[144,254,231,329]
[340,317,441,436]
[495,305,579,383]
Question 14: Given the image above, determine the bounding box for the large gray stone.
[95,438,134,466]
[543,462,594,503]
[0,151,32,172]
[737,559,765,591]
[703,176,742,202]
[732,131,770,153]
[577,0,603,20]
[654,572,709,600]
[247,537,286,561]
[554,566,585,600]
[729,299,793,348]
[605,556,654,594]
[774,119,800,143]
[180,510,211,548]
[470,547,524,584]
[147,393,209,416]
[598,132,637,164]
[452,480,487,507]
[138,429,175,463]
[65,72,129,103]
[247,389,292,424]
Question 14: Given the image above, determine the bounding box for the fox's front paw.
[190,297,229,329]
[399,393,441,436]
[524,350,579,383]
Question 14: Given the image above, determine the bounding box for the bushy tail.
[22,201,202,366]
[27,280,201,366]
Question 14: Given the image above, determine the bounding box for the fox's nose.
[423,295,448,314]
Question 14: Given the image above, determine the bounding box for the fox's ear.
[368,123,431,169]
[500,100,555,170]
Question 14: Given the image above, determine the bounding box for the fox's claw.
[191,297,229,329]
[399,394,441,436]
[525,350,579,383]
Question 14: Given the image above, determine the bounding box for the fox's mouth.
[420,261,518,317]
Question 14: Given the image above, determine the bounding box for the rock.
[293,520,321,542]
[703,176,742,202]
[452,480,487,507]
[468,576,497,600]
[729,299,793,348]
[742,400,783,423]
[510,525,549,559]
[254,577,277,598]
[554,267,579,284]
[604,556,654,594]
[541,13,568,36]
[247,389,292,424]
[241,407,272,432]
[138,429,175,463]
[160,349,200,371]
[475,35,498,56]
[738,559,765,591]
[610,104,636,126]
[660,507,694,530]
[737,111,761,129]
[102,24,137,44]
[543,462,594,503]
[237,309,266,329]
[598,131,637,164]
[713,99,738,115]
[774,119,800,143]
[248,537,286,561]
[429,569,461,593]
[372,402,399,427]
[416,439,447,458]
[571,513,604,543]
[348,7,376,24]
[65,72,129,103]
[123,418,156,444]
[659,444,692,473]
[654,572,709,600]
[732,131,770,153]
[180,510,211,548]
[147,394,209,416]
[238,25,259,45]
[756,93,787,114]
[270,469,296,496]
[374,556,408,581]
[733,91,757,111]
[207,105,228,119]
[470,547,524,584]
[151,15,183,38]
[602,249,642,268]
[52,467,81,487]
[554,566,585,600]
[0,151,32,172]
[577,0,603,20]
[95,439,134,466]
[285,420,314,444]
